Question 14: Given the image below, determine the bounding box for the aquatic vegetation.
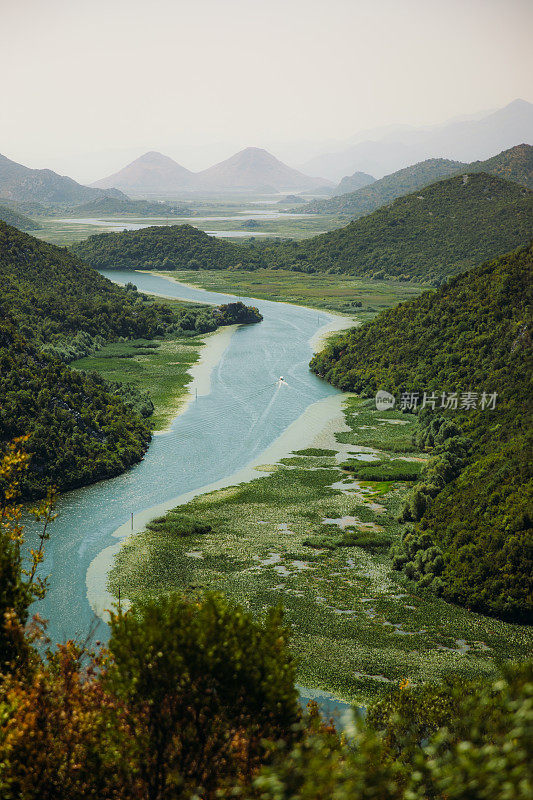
[110,397,533,704]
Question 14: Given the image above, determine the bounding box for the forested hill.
[302,157,465,216]
[0,204,41,231]
[300,144,533,217]
[72,174,533,285]
[71,223,265,271]
[311,244,533,622]
[0,316,151,497]
[277,172,532,283]
[0,221,179,351]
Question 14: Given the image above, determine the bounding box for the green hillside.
[71,223,265,271]
[73,174,533,284]
[467,143,533,189]
[303,158,464,216]
[0,221,181,352]
[0,204,40,231]
[0,315,152,497]
[311,244,533,621]
[274,172,532,283]
[301,144,533,217]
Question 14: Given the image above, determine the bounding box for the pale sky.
[1,0,532,182]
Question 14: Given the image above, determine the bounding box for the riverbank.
[72,325,236,434]
[101,395,533,706]
[165,267,426,316]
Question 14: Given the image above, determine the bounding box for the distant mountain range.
[301,144,533,216]
[92,147,332,194]
[0,152,126,204]
[299,99,533,181]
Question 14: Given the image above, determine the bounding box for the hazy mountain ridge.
[91,147,332,194]
[92,150,196,193]
[334,170,376,194]
[0,152,126,205]
[300,99,533,180]
[301,144,533,217]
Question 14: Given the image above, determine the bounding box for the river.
[28,270,354,719]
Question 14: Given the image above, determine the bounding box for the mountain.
[311,243,533,621]
[334,170,375,195]
[91,151,196,194]
[300,99,533,181]
[302,145,533,217]
[265,172,533,282]
[196,147,332,191]
[0,152,126,204]
[305,158,465,216]
[0,204,41,231]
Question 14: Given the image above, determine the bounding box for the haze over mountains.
[302,144,533,216]
[299,99,533,181]
[0,152,125,205]
[92,147,331,195]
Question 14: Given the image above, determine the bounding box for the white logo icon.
[375,390,396,411]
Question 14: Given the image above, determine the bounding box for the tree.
[105,593,300,799]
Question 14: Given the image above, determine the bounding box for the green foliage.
[71,223,266,271]
[106,593,300,798]
[251,662,533,800]
[311,244,533,621]
[0,319,152,497]
[0,220,178,352]
[340,459,422,481]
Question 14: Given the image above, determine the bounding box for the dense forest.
[0,442,531,798]
[311,244,533,622]
[276,173,533,283]
[73,173,533,285]
[0,222,261,496]
[301,143,533,216]
[71,223,266,271]
[0,318,152,497]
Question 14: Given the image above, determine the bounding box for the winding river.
[29,271,353,716]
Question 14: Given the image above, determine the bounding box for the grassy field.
[72,333,206,432]
[108,398,533,704]
[169,268,427,315]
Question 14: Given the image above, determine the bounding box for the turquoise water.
[30,271,341,649]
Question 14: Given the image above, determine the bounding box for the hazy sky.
[1,0,532,182]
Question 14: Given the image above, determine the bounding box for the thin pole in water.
[195,387,198,401]
[131,512,133,530]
